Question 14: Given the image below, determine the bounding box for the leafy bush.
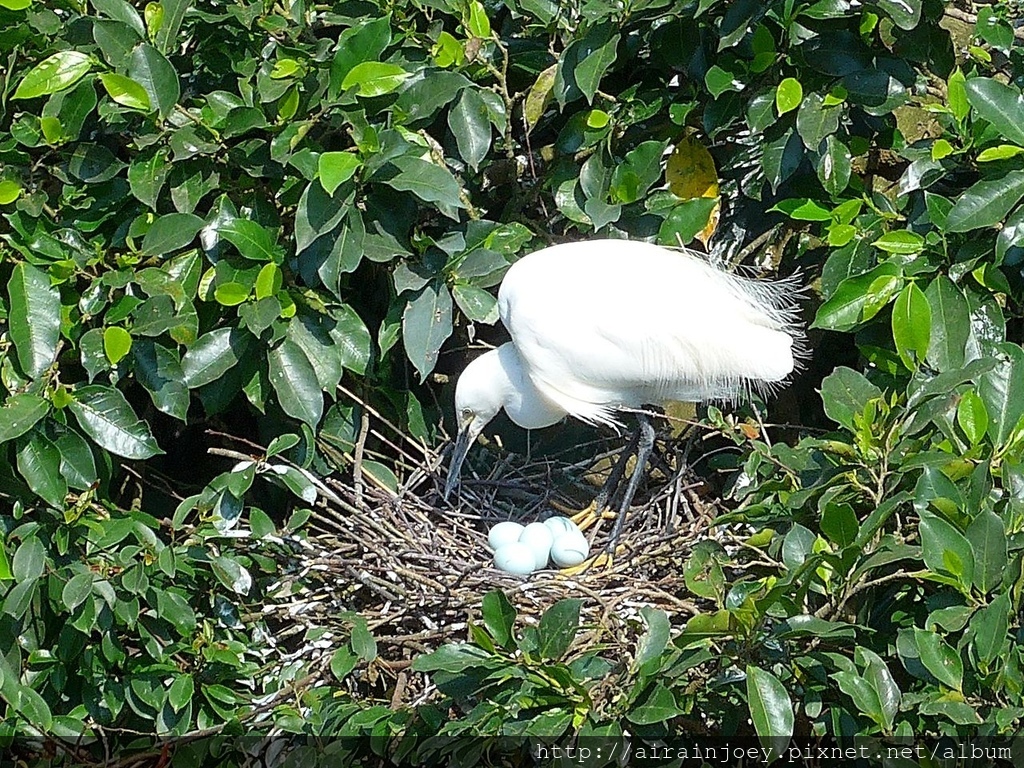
[2,0,1024,762]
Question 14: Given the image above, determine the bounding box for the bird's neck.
[494,343,566,430]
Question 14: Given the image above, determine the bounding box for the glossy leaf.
[746,666,794,757]
[128,44,179,118]
[965,77,1024,147]
[17,431,67,508]
[979,343,1024,448]
[924,276,969,372]
[341,62,410,97]
[0,395,50,444]
[944,170,1024,233]
[69,385,162,459]
[965,509,1006,595]
[819,367,881,430]
[7,263,61,379]
[402,280,453,381]
[318,152,361,195]
[14,51,93,99]
[892,282,931,369]
[536,598,581,660]
[267,339,323,427]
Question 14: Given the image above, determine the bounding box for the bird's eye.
[461,408,473,420]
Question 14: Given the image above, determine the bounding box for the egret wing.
[498,241,798,423]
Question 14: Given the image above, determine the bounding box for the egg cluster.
[488,516,590,575]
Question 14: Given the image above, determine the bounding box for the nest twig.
[245,398,726,709]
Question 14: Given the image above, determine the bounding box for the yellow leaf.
[524,64,557,133]
[695,201,721,248]
[663,400,696,438]
[666,136,720,246]
[666,136,719,200]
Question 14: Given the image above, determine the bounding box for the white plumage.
[445,239,803,503]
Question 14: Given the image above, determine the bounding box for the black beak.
[444,425,473,500]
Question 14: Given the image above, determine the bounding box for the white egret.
[445,239,803,550]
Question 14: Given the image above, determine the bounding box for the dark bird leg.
[593,424,640,512]
[569,423,639,531]
[606,412,655,552]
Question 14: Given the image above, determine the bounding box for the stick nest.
[258,419,724,708]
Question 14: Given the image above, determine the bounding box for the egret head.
[445,351,506,499]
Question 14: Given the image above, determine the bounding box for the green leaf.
[775,77,803,115]
[12,537,45,583]
[814,263,903,330]
[464,0,490,37]
[481,591,516,649]
[103,327,132,365]
[318,152,361,195]
[873,230,925,255]
[98,72,151,110]
[878,0,921,29]
[350,617,377,661]
[153,0,192,55]
[168,675,194,713]
[55,428,98,490]
[746,666,794,758]
[217,219,281,262]
[924,276,969,372]
[387,156,465,212]
[636,607,671,667]
[331,304,372,375]
[965,509,1006,595]
[555,25,619,105]
[0,395,50,444]
[819,367,882,430]
[14,51,93,99]
[93,0,146,37]
[402,280,453,381]
[860,649,901,732]
[796,92,839,149]
[329,15,392,97]
[8,262,61,380]
[255,263,282,300]
[817,135,851,196]
[133,340,189,420]
[181,328,249,388]
[956,389,988,446]
[979,343,1024,448]
[919,510,974,590]
[537,598,581,660]
[16,688,52,733]
[17,432,67,508]
[977,145,1024,163]
[971,593,1011,665]
[821,502,859,547]
[965,77,1024,147]
[268,339,324,427]
[62,572,93,611]
[330,647,358,681]
[945,170,1024,233]
[626,682,682,725]
[913,628,963,691]
[341,61,410,97]
[128,43,179,118]
[452,283,498,324]
[0,180,21,205]
[142,213,204,256]
[69,385,162,459]
[892,282,931,369]
[448,88,491,171]
[128,149,170,208]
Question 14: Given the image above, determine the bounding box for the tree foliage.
[2,0,1024,762]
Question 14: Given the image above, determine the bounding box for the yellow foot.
[558,550,615,576]
[550,499,616,532]
[556,544,628,576]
